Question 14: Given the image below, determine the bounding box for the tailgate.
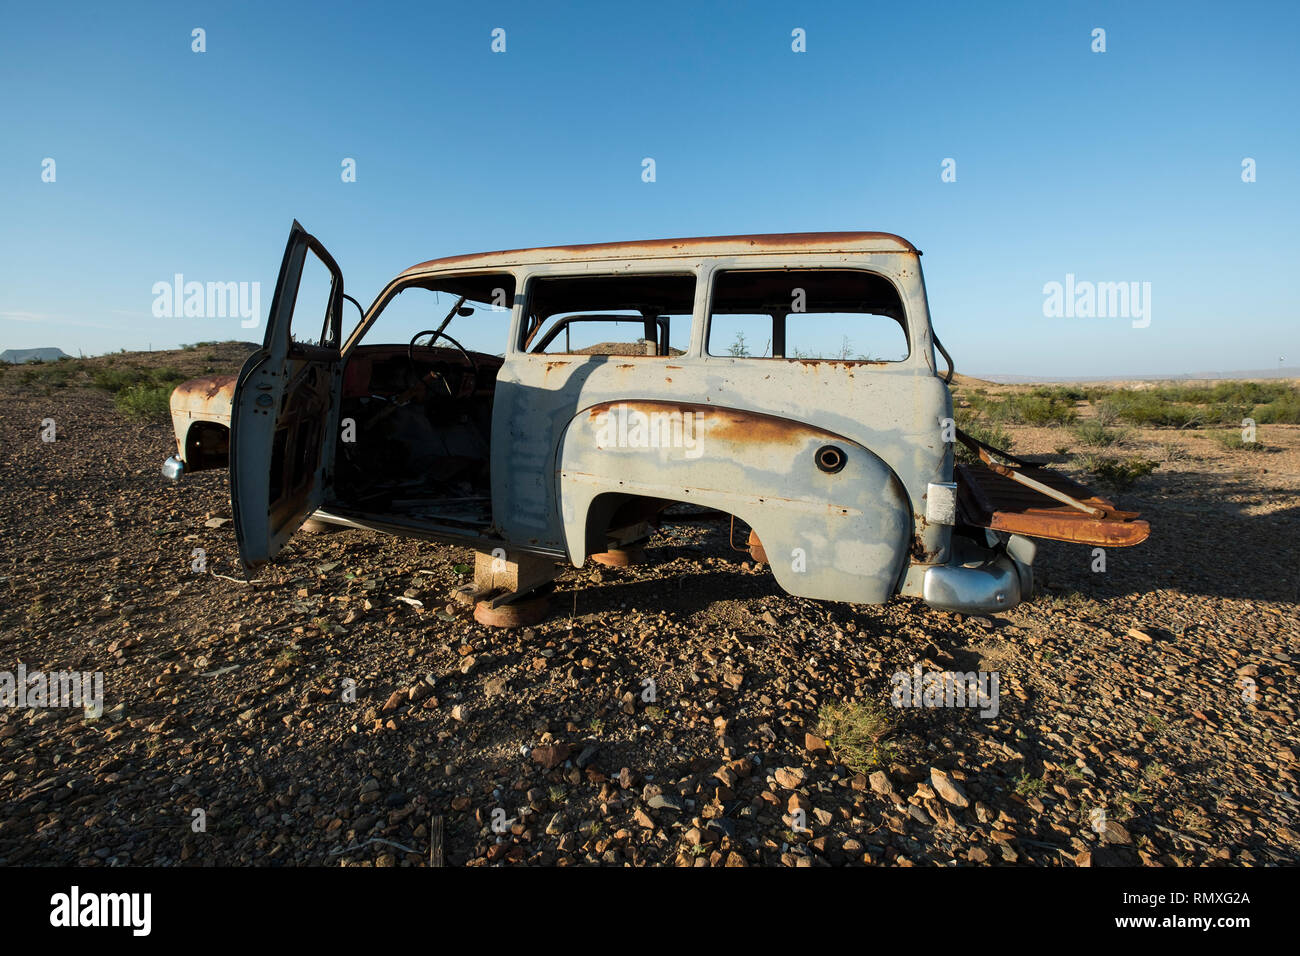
[954,431,1150,547]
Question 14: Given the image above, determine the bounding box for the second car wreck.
[164,223,1149,625]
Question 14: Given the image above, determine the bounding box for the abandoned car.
[164,222,1148,625]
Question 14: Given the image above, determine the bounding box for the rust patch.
[909,514,941,563]
[170,374,237,417]
[582,400,848,449]
[956,463,1150,547]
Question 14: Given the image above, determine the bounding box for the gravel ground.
[1,347,1297,867]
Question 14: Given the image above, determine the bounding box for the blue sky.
[1,0,1296,377]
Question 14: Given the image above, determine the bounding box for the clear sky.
[2,0,1296,378]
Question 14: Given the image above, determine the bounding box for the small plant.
[1143,762,1171,785]
[1161,441,1188,462]
[1093,400,1122,427]
[1014,771,1047,797]
[273,648,301,668]
[816,700,895,774]
[1116,788,1149,821]
[1212,431,1267,452]
[1076,455,1158,490]
[1070,421,1129,448]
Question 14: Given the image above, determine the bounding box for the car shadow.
[1030,466,1300,605]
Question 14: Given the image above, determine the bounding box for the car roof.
[398,231,919,277]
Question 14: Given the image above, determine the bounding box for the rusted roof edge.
[398,232,919,277]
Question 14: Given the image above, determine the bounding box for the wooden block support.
[454,548,557,606]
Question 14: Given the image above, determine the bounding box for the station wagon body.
[164,222,1148,622]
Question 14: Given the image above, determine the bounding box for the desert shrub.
[114,384,173,421]
[1212,431,1268,452]
[1103,392,1205,428]
[1031,385,1112,403]
[817,700,895,774]
[954,409,1014,463]
[1071,422,1129,447]
[1253,390,1300,424]
[1076,455,1158,490]
[971,394,1077,426]
[18,364,71,388]
[92,366,186,393]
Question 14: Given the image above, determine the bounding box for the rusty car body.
[164,221,1148,622]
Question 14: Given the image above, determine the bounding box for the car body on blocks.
[164,222,1148,622]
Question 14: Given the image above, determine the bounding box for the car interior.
[330,275,511,530]
[326,272,698,531]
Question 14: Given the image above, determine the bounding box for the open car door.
[230,221,345,571]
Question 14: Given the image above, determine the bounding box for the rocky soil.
[1,347,1297,866]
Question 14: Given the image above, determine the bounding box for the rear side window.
[522,273,694,356]
[707,269,908,361]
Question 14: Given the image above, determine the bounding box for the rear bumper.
[908,533,1036,614]
[161,455,185,482]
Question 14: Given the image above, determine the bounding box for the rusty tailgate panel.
[956,462,1150,547]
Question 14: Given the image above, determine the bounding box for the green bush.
[1212,430,1268,452]
[1097,384,1298,429]
[114,384,173,421]
[1030,385,1112,403]
[1253,391,1300,424]
[971,394,1077,426]
[954,408,1014,463]
[1071,421,1129,447]
[92,366,186,393]
[1076,455,1158,490]
[18,364,71,388]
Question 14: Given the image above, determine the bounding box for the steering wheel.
[407,329,479,399]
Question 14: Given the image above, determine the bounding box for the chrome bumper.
[907,534,1036,614]
[161,455,185,482]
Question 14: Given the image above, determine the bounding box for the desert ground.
[1,344,1296,866]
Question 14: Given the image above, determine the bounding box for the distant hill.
[1,347,70,364]
[970,367,1300,385]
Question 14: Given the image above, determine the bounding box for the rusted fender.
[170,374,237,421]
[557,401,912,604]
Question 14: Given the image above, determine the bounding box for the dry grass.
[816,700,896,774]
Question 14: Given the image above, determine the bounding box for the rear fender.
[557,401,911,604]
